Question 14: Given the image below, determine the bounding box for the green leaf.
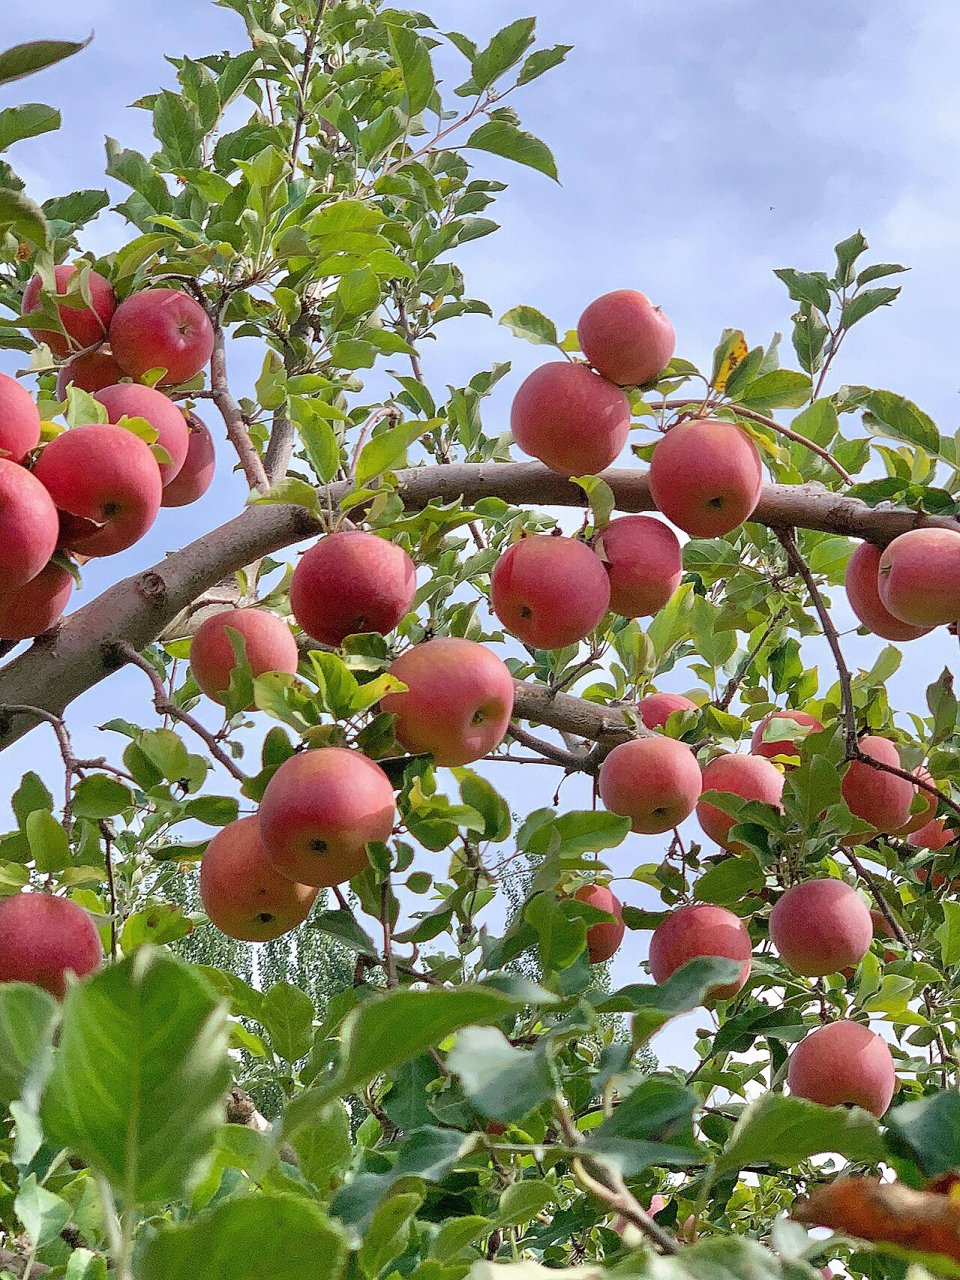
[885,1091,960,1178]
[471,18,536,90]
[773,267,832,314]
[517,44,573,86]
[12,772,54,828]
[587,1077,700,1174]
[25,809,70,872]
[0,186,47,247]
[40,947,231,1205]
[0,983,57,1106]
[834,230,868,286]
[455,770,511,842]
[14,1174,70,1248]
[593,957,743,1040]
[497,1181,554,1226]
[0,103,59,151]
[310,908,377,955]
[140,1193,348,1280]
[862,390,940,454]
[789,398,839,446]
[572,474,616,527]
[72,775,134,820]
[694,856,764,905]
[387,22,436,114]
[937,901,960,966]
[260,982,315,1063]
[856,262,908,287]
[0,36,91,87]
[841,286,901,329]
[281,1094,352,1187]
[499,304,558,346]
[734,369,812,410]
[524,809,630,859]
[355,419,431,485]
[153,89,203,168]
[42,188,109,228]
[466,121,558,180]
[717,1092,884,1175]
[448,1026,555,1122]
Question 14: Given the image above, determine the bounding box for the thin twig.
[209,325,270,493]
[507,723,596,772]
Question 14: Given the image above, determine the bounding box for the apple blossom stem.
[115,644,249,784]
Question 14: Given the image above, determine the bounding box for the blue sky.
[1,1,958,1064]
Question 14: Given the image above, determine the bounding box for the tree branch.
[210,326,270,493]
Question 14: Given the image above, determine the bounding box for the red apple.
[258,747,396,887]
[648,903,752,1000]
[160,414,215,507]
[750,709,823,765]
[649,419,763,537]
[599,736,702,834]
[0,892,102,998]
[490,535,610,649]
[109,288,214,385]
[787,1020,895,1117]
[33,424,163,557]
[510,361,631,476]
[577,289,675,387]
[877,528,960,628]
[638,692,697,730]
[0,371,41,462]
[200,815,318,942]
[56,346,127,399]
[844,541,930,642]
[190,608,299,708]
[841,736,913,834]
[22,264,115,358]
[592,515,682,617]
[0,560,73,640]
[574,884,625,963]
[95,382,190,484]
[382,637,514,766]
[0,459,60,587]
[770,879,873,977]
[290,530,416,647]
[696,753,784,851]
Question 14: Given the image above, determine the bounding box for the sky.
[1,0,959,1066]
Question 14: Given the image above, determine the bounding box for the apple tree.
[0,4,958,1278]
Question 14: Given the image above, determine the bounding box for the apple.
[95,382,191,484]
[109,288,215,385]
[649,419,763,537]
[258,747,396,887]
[750,708,823,764]
[877,528,960,628]
[769,879,873,976]
[22,264,115,357]
[0,560,74,641]
[638,691,697,730]
[648,903,752,1000]
[56,346,127,399]
[490,535,610,649]
[0,371,41,462]
[841,736,913,834]
[199,815,318,942]
[0,892,102,998]
[844,541,929,642]
[510,361,631,476]
[577,289,675,386]
[382,637,514,766]
[33,424,163,557]
[592,515,682,617]
[599,736,702,834]
[290,529,416,647]
[573,884,624,963]
[0,459,60,588]
[696,753,784,851]
[161,414,216,507]
[787,1020,895,1117]
[189,607,299,707]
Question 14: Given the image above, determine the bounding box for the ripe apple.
[599,736,702,834]
[56,346,127,399]
[649,419,763,537]
[696,753,784,851]
[22,264,115,358]
[0,459,60,588]
[769,879,873,976]
[841,736,913,834]
[510,361,631,476]
[290,529,416,647]
[909,816,956,851]
[95,382,191,484]
[109,288,215,385]
[648,903,752,1000]
[161,414,216,507]
[592,515,682,617]
[844,541,929,642]
[490,535,610,649]
[750,708,823,765]
[787,1020,895,1117]
[190,607,299,707]
[638,691,697,730]
[258,747,396,887]
[877,528,960,628]
[0,892,102,998]
[573,884,624,963]
[33,424,163,557]
[382,637,514,766]
[199,815,318,942]
[577,289,675,387]
[0,371,41,462]
[0,560,74,640]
